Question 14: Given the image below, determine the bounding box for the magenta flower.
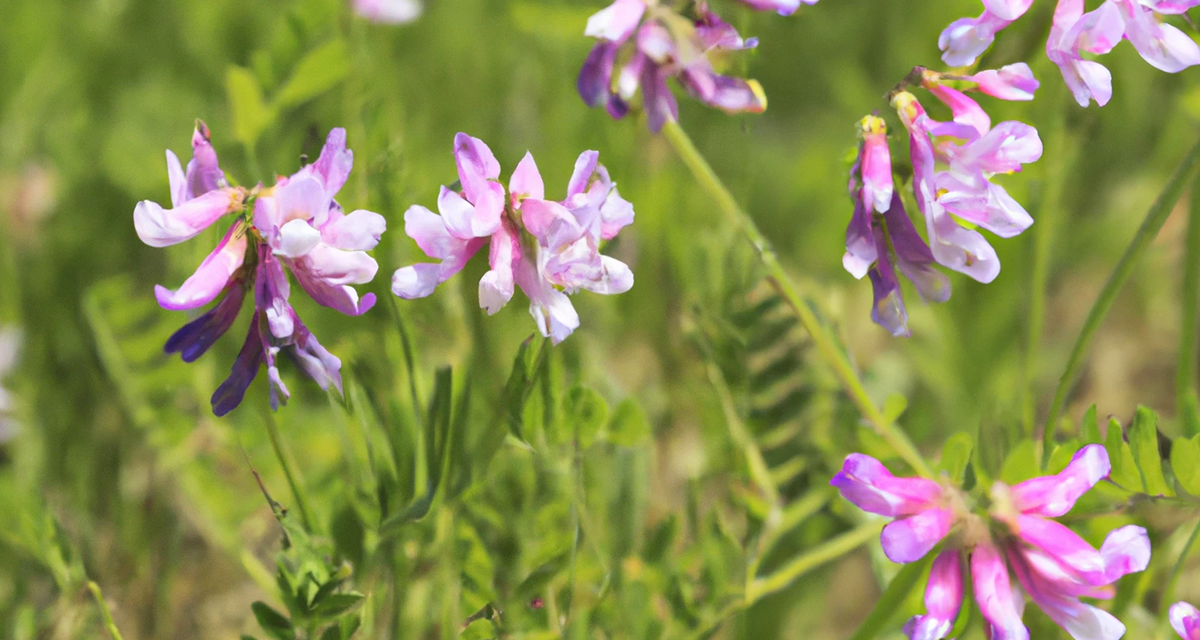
[733,0,812,16]
[392,134,634,344]
[134,123,385,416]
[832,445,1151,640]
[351,0,421,23]
[1172,602,1200,639]
[941,0,1199,105]
[577,0,767,131]
[843,116,949,337]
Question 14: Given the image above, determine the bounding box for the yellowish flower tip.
[748,79,768,112]
[859,114,887,136]
[891,90,919,122]
[919,68,943,87]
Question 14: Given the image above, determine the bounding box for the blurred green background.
[1,0,1200,638]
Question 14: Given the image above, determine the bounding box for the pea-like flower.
[577,0,767,131]
[939,0,1200,106]
[1172,602,1200,639]
[392,134,634,344]
[832,444,1152,640]
[133,123,385,416]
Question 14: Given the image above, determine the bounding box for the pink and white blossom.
[351,0,422,24]
[1171,602,1200,640]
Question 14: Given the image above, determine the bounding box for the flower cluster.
[0,326,20,442]
[392,134,635,343]
[1173,602,1200,639]
[940,0,1200,106]
[133,123,385,416]
[832,445,1152,640]
[577,0,768,131]
[351,0,421,24]
[845,65,1042,335]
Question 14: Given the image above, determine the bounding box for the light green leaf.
[882,393,908,424]
[1081,405,1102,444]
[1106,418,1142,491]
[1047,440,1081,475]
[565,385,608,449]
[275,39,350,109]
[938,432,973,486]
[605,398,651,447]
[460,618,496,640]
[1171,434,1200,495]
[999,439,1039,485]
[1129,406,1172,496]
[226,66,274,145]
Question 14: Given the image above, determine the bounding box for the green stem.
[1178,177,1200,437]
[258,405,315,532]
[1042,135,1200,460]
[87,581,127,640]
[661,120,932,478]
[745,521,883,603]
[1162,517,1200,618]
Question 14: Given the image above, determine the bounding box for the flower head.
[831,445,1152,640]
[393,134,635,344]
[134,123,385,416]
[578,0,767,131]
[1172,602,1200,640]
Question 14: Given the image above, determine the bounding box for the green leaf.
[1081,405,1102,444]
[251,602,295,640]
[311,593,365,620]
[1129,406,1172,496]
[275,39,349,108]
[882,393,908,424]
[1171,434,1200,495]
[226,66,274,145]
[938,432,973,486]
[1046,440,1081,475]
[1106,418,1142,491]
[604,398,651,446]
[565,385,608,449]
[318,627,341,640]
[999,439,1039,485]
[501,337,544,442]
[460,618,496,640]
[847,550,937,640]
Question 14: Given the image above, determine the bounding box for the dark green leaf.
[565,385,607,449]
[847,550,936,640]
[251,602,295,640]
[311,593,365,620]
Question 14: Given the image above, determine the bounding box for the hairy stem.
[662,120,932,478]
[1042,135,1200,459]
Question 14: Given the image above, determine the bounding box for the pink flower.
[351,0,421,24]
[965,63,1040,101]
[903,551,964,640]
[134,124,384,416]
[1171,602,1200,640]
[939,11,1014,68]
[393,134,635,344]
[578,1,766,131]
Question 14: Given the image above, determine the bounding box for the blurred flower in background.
[134,123,385,416]
[0,327,20,443]
[393,133,635,343]
[1172,602,1200,639]
[351,0,422,24]
[0,162,59,249]
[577,0,767,131]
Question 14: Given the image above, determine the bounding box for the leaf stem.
[1042,135,1200,459]
[87,581,127,640]
[1161,517,1200,618]
[1178,176,1200,437]
[661,120,931,477]
[258,404,315,532]
[744,520,883,603]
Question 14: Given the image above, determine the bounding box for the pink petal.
[861,130,894,214]
[515,255,580,345]
[969,63,1040,101]
[881,507,953,563]
[311,128,354,198]
[829,453,944,517]
[134,189,237,248]
[277,219,322,258]
[437,187,480,241]
[155,225,247,310]
[928,84,991,137]
[1170,602,1200,640]
[166,150,187,207]
[972,541,1030,640]
[453,133,501,205]
[568,151,601,199]
[584,0,646,43]
[277,175,332,227]
[984,0,1034,21]
[509,152,545,203]
[297,244,379,286]
[1099,525,1151,583]
[321,209,386,251]
[906,551,964,640]
[580,255,634,295]
[479,222,519,314]
[1011,444,1109,517]
[1014,515,1106,585]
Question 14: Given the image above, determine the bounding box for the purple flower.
[393,134,635,344]
[844,116,950,336]
[351,0,421,23]
[134,123,384,416]
[1172,602,1200,639]
[836,445,1151,640]
[577,0,766,131]
[939,11,1014,67]
[732,0,812,15]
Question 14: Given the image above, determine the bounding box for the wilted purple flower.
[1172,602,1200,639]
[833,445,1151,640]
[578,0,766,131]
[843,116,950,337]
[941,0,1199,105]
[393,134,634,344]
[352,0,422,23]
[134,123,385,416]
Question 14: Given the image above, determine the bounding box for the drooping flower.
[940,0,1200,105]
[1171,602,1200,639]
[578,0,767,131]
[351,0,422,24]
[393,134,634,344]
[832,445,1152,640]
[843,116,950,337]
[0,326,20,442]
[134,123,385,416]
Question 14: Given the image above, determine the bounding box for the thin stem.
[744,521,883,603]
[1162,517,1200,618]
[661,120,932,478]
[1042,135,1200,459]
[87,581,127,640]
[1178,176,1200,437]
[258,404,315,532]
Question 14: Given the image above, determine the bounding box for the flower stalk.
[661,120,933,478]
